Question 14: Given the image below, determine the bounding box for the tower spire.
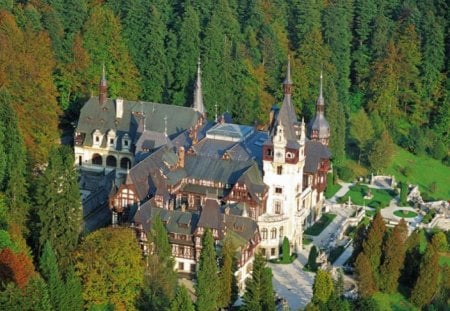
[283,56,293,95]
[99,63,107,105]
[318,69,324,106]
[193,57,205,114]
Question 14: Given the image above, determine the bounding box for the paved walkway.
[270,248,314,311]
[333,245,353,267]
[327,182,353,204]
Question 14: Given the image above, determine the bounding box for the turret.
[308,71,330,146]
[99,64,107,105]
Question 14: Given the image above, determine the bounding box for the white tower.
[259,58,306,258]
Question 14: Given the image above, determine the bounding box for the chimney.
[116,98,123,119]
[178,146,185,168]
[99,64,107,105]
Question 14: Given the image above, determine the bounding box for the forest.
[0,0,448,310]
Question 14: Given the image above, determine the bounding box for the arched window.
[92,153,102,165]
[120,157,131,169]
[106,155,117,167]
[271,228,277,239]
[261,228,268,240]
[279,226,284,238]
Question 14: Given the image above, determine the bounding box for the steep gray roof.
[75,97,201,147]
[304,140,331,173]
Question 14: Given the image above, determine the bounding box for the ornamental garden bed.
[337,184,396,208]
[393,210,418,218]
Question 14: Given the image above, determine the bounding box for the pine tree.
[196,228,219,311]
[242,252,275,311]
[34,146,82,271]
[307,245,318,271]
[361,211,386,288]
[218,237,237,308]
[350,109,374,164]
[379,219,408,293]
[355,252,376,298]
[312,269,334,305]
[410,243,440,308]
[39,242,64,311]
[169,285,195,311]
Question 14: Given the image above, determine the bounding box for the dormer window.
[106,129,116,149]
[122,133,130,151]
[92,129,103,147]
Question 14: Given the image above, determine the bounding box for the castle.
[74,59,330,289]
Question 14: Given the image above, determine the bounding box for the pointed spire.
[164,115,167,136]
[283,56,293,95]
[99,63,107,105]
[214,103,218,122]
[193,57,205,114]
[317,69,324,106]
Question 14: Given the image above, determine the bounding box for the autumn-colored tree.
[379,219,408,293]
[355,252,376,298]
[0,11,60,164]
[0,248,35,289]
[368,130,395,173]
[75,227,144,310]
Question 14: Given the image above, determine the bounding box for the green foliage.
[39,242,64,311]
[33,145,82,271]
[368,130,395,173]
[196,229,219,311]
[75,227,144,311]
[350,109,374,164]
[307,245,318,272]
[218,237,237,308]
[312,269,334,305]
[431,231,448,253]
[242,252,275,311]
[138,214,177,310]
[304,213,336,236]
[281,236,290,263]
[169,285,194,311]
[399,182,408,206]
[0,276,52,311]
[410,244,440,308]
[355,252,376,298]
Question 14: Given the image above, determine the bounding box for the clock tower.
[259,58,306,258]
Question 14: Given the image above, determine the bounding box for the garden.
[304,213,336,236]
[337,184,396,209]
[393,210,418,218]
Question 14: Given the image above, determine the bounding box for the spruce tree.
[379,219,408,293]
[410,243,440,308]
[242,252,275,311]
[39,242,64,311]
[218,237,237,308]
[62,265,83,311]
[34,146,82,271]
[400,230,422,286]
[169,285,195,311]
[196,229,219,311]
[361,212,386,288]
[282,237,290,263]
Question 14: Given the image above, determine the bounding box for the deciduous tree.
[169,285,195,311]
[312,269,334,305]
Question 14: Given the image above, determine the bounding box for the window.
[191,264,196,273]
[262,228,268,240]
[109,138,114,145]
[95,136,100,142]
[275,187,282,194]
[277,166,283,175]
[261,248,266,256]
[266,148,272,156]
[274,201,281,214]
[286,152,293,159]
[271,228,277,239]
[178,262,184,271]
[124,140,129,146]
[271,248,276,256]
[179,246,185,255]
[279,226,284,238]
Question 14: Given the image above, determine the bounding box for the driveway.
[270,249,315,310]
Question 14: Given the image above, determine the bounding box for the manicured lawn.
[304,213,336,236]
[302,237,313,246]
[385,146,450,200]
[372,292,418,311]
[338,184,396,209]
[393,210,418,218]
[325,182,341,199]
[269,253,298,264]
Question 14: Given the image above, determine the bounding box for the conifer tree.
[218,237,237,308]
[355,252,376,298]
[400,230,422,286]
[410,243,440,308]
[379,219,408,293]
[196,228,219,311]
[307,245,318,271]
[312,269,334,305]
[242,252,275,311]
[169,285,195,311]
[361,211,386,287]
[350,109,374,164]
[138,214,177,310]
[282,237,290,263]
[62,265,83,311]
[39,242,64,311]
[34,145,82,271]
[368,130,395,173]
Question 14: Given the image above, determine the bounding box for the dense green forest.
[0,0,449,310]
